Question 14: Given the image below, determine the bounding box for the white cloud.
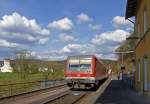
[88,24,101,31]
[90,29,131,60]
[0,12,51,47]
[96,53,118,60]
[91,29,130,45]
[59,43,119,60]
[48,17,73,31]
[0,39,19,48]
[28,42,119,61]
[38,37,49,45]
[0,13,132,61]
[32,50,67,60]
[58,33,77,43]
[24,46,91,60]
[0,12,50,36]
[32,29,129,60]
[77,13,92,22]
[112,16,133,28]
[61,44,84,53]
[61,44,94,54]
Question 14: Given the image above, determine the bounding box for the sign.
[121,65,125,70]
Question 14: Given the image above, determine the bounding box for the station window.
[143,6,147,33]
[137,22,140,36]
[137,60,141,82]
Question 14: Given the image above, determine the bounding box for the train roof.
[67,55,94,59]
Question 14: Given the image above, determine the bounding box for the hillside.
[102,59,119,73]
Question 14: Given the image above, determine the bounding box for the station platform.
[95,79,150,104]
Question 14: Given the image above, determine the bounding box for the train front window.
[68,57,92,73]
[69,64,80,72]
[80,64,91,72]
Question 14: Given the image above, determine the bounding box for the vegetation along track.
[0,84,68,104]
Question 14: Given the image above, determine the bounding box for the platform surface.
[95,79,150,104]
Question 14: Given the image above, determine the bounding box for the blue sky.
[0,0,133,60]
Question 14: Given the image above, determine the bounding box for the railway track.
[0,84,68,104]
[0,78,110,104]
[0,84,89,104]
[0,83,91,104]
[71,92,88,104]
[46,91,89,104]
[47,78,110,104]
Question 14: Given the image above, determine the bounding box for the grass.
[0,60,65,84]
[0,71,64,98]
[0,73,18,80]
[0,71,64,85]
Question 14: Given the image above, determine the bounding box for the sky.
[0,0,133,60]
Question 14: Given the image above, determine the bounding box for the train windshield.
[80,64,91,72]
[68,56,92,73]
[69,64,80,72]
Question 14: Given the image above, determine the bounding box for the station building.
[126,0,150,94]
[0,59,13,72]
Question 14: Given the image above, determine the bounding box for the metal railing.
[0,79,65,99]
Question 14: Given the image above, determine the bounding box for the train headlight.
[87,70,91,73]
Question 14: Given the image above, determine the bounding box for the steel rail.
[33,89,70,104]
[71,93,87,104]
[43,91,69,104]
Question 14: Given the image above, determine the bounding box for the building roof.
[125,0,138,19]
[0,61,4,67]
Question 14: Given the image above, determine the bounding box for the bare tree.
[13,49,35,82]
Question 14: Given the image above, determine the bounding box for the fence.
[0,79,65,98]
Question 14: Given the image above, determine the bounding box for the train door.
[143,56,148,91]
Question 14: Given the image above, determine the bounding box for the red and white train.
[65,55,108,88]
